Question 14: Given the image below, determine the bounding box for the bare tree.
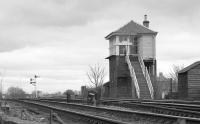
[169,64,184,83]
[6,87,27,98]
[87,64,106,90]
[63,89,74,96]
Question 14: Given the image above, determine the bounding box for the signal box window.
[119,36,128,42]
[119,45,126,54]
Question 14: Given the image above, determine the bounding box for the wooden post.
[0,111,4,124]
[50,110,53,124]
[170,78,173,95]
[21,109,25,120]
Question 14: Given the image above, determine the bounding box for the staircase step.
[128,56,152,99]
[141,94,151,96]
[129,56,138,61]
[140,86,149,88]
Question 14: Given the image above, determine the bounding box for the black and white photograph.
[0,0,200,123]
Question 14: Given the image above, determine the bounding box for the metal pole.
[0,76,2,100]
[0,73,3,100]
[34,75,39,98]
[34,77,37,98]
[35,83,37,98]
[30,75,39,99]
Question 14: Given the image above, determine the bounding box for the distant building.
[178,61,200,100]
[81,86,87,98]
[104,15,157,99]
[156,72,172,99]
[103,82,110,98]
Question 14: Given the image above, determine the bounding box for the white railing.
[125,53,140,99]
[138,56,154,99]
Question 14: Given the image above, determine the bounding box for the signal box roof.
[105,20,157,39]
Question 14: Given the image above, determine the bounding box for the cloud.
[0,44,108,93]
[0,0,117,27]
[0,25,72,51]
[0,0,118,52]
[157,32,200,60]
[0,45,107,70]
[134,0,200,17]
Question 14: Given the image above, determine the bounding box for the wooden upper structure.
[106,18,157,62]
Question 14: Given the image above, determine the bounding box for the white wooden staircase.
[126,54,154,99]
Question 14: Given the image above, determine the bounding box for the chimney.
[143,15,149,28]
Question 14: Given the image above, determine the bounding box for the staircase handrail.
[145,67,154,99]
[138,56,154,99]
[125,54,140,98]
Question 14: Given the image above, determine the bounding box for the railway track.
[102,101,200,118]
[101,98,200,105]
[34,98,200,118]
[101,99,200,112]
[9,99,200,124]
[134,101,200,111]
[9,99,130,124]
[38,98,200,106]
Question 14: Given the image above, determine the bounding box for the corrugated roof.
[179,61,200,73]
[105,20,157,39]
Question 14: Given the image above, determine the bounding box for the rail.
[138,56,154,99]
[125,54,140,99]
[12,99,200,124]
[12,99,129,124]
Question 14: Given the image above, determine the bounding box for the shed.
[178,61,200,100]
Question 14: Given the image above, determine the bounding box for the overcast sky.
[0,0,200,93]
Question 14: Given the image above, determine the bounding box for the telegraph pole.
[0,73,3,100]
[0,71,5,100]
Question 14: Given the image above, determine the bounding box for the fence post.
[170,78,173,95]
[50,110,53,124]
